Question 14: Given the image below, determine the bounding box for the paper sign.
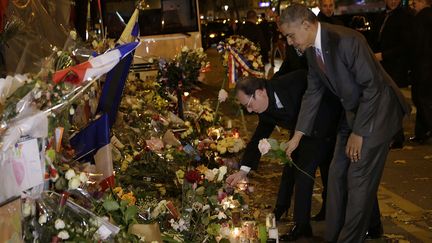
[0,139,43,203]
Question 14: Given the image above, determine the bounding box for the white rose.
[204,169,216,182]
[202,204,210,211]
[217,211,227,219]
[65,169,76,180]
[217,166,228,182]
[70,30,77,40]
[181,46,189,52]
[68,177,81,190]
[218,89,229,102]
[55,219,65,229]
[58,230,70,240]
[258,139,271,155]
[22,202,32,217]
[38,214,47,225]
[79,172,88,183]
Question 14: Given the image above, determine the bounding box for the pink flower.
[258,139,271,155]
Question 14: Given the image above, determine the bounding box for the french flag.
[70,9,140,191]
[52,42,140,84]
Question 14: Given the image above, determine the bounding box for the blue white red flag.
[52,42,140,84]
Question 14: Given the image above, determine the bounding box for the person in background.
[226,70,342,241]
[410,0,432,143]
[373,0,414,149]
[259,13,271,65]
[317,0,344,25]
[279,4,410,242]
[238,10,269,65]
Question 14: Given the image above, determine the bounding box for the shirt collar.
[314,22,322,50]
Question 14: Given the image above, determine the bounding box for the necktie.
[315,47,325,72]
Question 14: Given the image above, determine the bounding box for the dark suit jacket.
[372,7,414,87]
[241,70,342,170]
[238,21,267,51]
[296,23,411,147]
[411,7,432,104]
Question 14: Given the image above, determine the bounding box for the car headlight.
[209,33,216,38]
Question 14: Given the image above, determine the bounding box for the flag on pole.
[117,8,140,44]
[52,42,140,84]
[96,8,140,128]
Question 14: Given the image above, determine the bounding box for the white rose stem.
[289,160,322,188]
[213,76,227,125]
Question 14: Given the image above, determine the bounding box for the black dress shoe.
[279,223,313,241]
[273,205,289,221]
[311,210,325,221]
[366,223,383,239]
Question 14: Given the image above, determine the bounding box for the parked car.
[201,21,233,49]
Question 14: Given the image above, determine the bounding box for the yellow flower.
[113,187,124,197]
[196,165,209,174]
[121,192,136,206]
[176,170,185,184]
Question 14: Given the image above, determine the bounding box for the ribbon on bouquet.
[226,46,264,87]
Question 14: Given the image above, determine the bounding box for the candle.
[227,119,232,129]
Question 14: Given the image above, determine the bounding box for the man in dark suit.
[279,4,410,243]
[410,0,432,143]
[238,10,269,64]
[372,0,414,148]
[226,70,342,240]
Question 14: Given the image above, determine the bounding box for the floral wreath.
[217,35,264,87]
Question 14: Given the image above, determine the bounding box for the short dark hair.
[279,3,317,26]
[235,76,266,96]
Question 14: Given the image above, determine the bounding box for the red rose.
[185,170,201,183]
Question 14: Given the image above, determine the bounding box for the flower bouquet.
[23,191,120,242]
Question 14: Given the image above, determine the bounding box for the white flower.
[22,202,32,217]
[181,46,189,52]
[55,219,65,229]
[217,166,228,182]
[70,30,77,40]
[65,169,76,180]
[79,172,88,183]
[202,204,210,211]
[38,214,47,225]
[204,169,216,182]
[218,89,229,102]
[58,230,70,240]
[68,177,81,190]
[217,211,227,219]
[258,139,271,155]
